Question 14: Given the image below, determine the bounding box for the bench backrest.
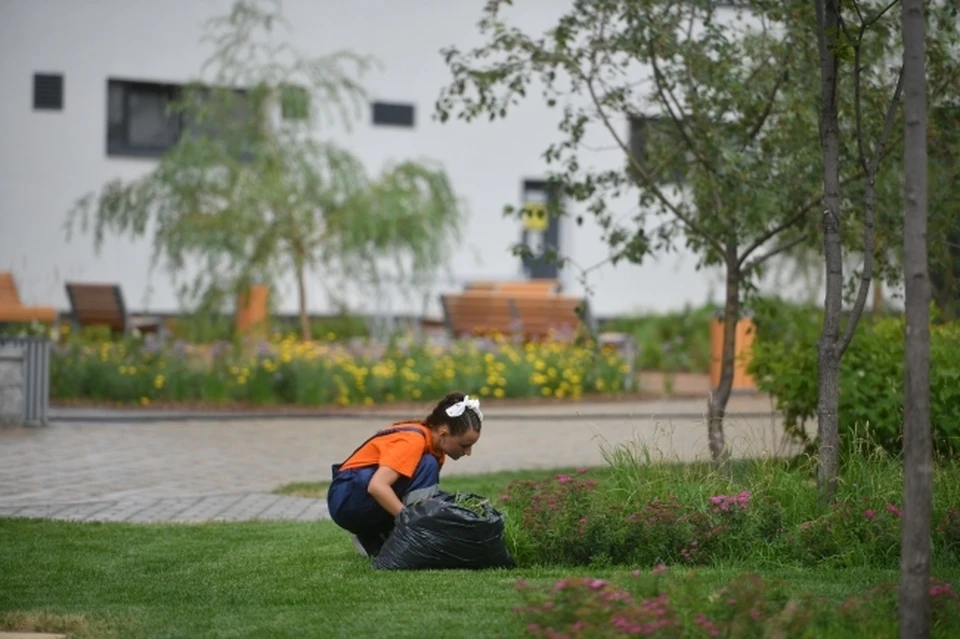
[465,279,559,296]
[0,272,22,307]
[65,283,127,332]
[441,288,587,339]
[441,291,517,337]
[511,295,583,338]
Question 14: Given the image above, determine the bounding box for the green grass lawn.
[2,468,958,638]
[273,466,610,500]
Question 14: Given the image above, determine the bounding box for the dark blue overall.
[326,426,440,556]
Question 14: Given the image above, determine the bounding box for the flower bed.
[514,569,960,638]
[50,332,631,407]
[497,452,960,571]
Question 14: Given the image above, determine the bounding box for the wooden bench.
[510,294,585,338]
[65,282,162,335]
[465,279,560,296]
[0,271,57,324]
[440,285,592,340]
[440,290,519,337]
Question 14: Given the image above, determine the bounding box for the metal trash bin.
[0,336,50,427]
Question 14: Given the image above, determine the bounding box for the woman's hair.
[423,391,483,435]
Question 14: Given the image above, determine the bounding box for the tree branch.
[838,14,871,174]
[742,233,812,276]
[579,49,726,257]
[742,67,789,150]
[838,64,905,356]
[647,41,716,176]
[737,170,870,268]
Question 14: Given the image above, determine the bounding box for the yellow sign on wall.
[521,201,549,232]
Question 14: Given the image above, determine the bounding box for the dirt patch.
[0,611,134,639]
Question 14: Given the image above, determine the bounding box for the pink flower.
[886,503,903,518]
[631,569,641,577]
[864,509,876,520]
[652,563,668,575]
[576,467,589,474]
[709,495,724,505]
[587,578,607,590]
[556,474,572,484]
[930,583,956,598]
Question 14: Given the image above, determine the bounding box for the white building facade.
[1,0,834,321]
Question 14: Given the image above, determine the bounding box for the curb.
[48,409,781,423]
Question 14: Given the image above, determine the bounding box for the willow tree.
[66,0,465,340]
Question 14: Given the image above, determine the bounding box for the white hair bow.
[445,395,483,421]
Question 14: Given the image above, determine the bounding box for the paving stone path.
[0,493,328,523]
[0,395,800,524]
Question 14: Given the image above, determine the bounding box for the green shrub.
[747,301,960,456]
[603,304,716,374]
[497,441,960,570]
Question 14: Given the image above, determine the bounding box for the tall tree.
[66,0,465,340]
[812,0,906,503]
[437,0,893,465]
[899,0,932,634]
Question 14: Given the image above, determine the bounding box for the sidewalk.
[1,395,797,524]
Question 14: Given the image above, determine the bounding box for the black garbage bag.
[372,492,516,570]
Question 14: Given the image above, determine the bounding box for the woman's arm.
[367,465,405,516]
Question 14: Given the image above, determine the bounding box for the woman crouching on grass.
[326,391,483,557]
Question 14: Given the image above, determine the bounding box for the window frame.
[106,78,184,159]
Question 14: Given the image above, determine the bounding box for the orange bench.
[65,282,162,335]
[441,290,519,337]
[0,271,57,324]
[465,279,561,296]
[441,284,590,340]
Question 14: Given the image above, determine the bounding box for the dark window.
[280,84,310,121]
[372,101,415,128]
[628,115,692,185]
[33,73,64,110]
[107,79,182,157]
[181,86,253,141]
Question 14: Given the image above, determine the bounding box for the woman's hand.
[367,465,405,516]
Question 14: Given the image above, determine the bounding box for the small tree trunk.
[815,0,843,506]
[295,260,311,341]
[899,0,933,635]
[707,251,740,469]
[873,277,884,319]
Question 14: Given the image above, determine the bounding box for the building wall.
[0,0,849,320]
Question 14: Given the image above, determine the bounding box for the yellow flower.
[139,396,150,406]
[494,387,505,398]
[541,386,552,396]
[154,375,165,389]
[363,397,374,406]
[412,388,422,399]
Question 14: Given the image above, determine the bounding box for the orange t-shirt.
[338,422,445,478]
